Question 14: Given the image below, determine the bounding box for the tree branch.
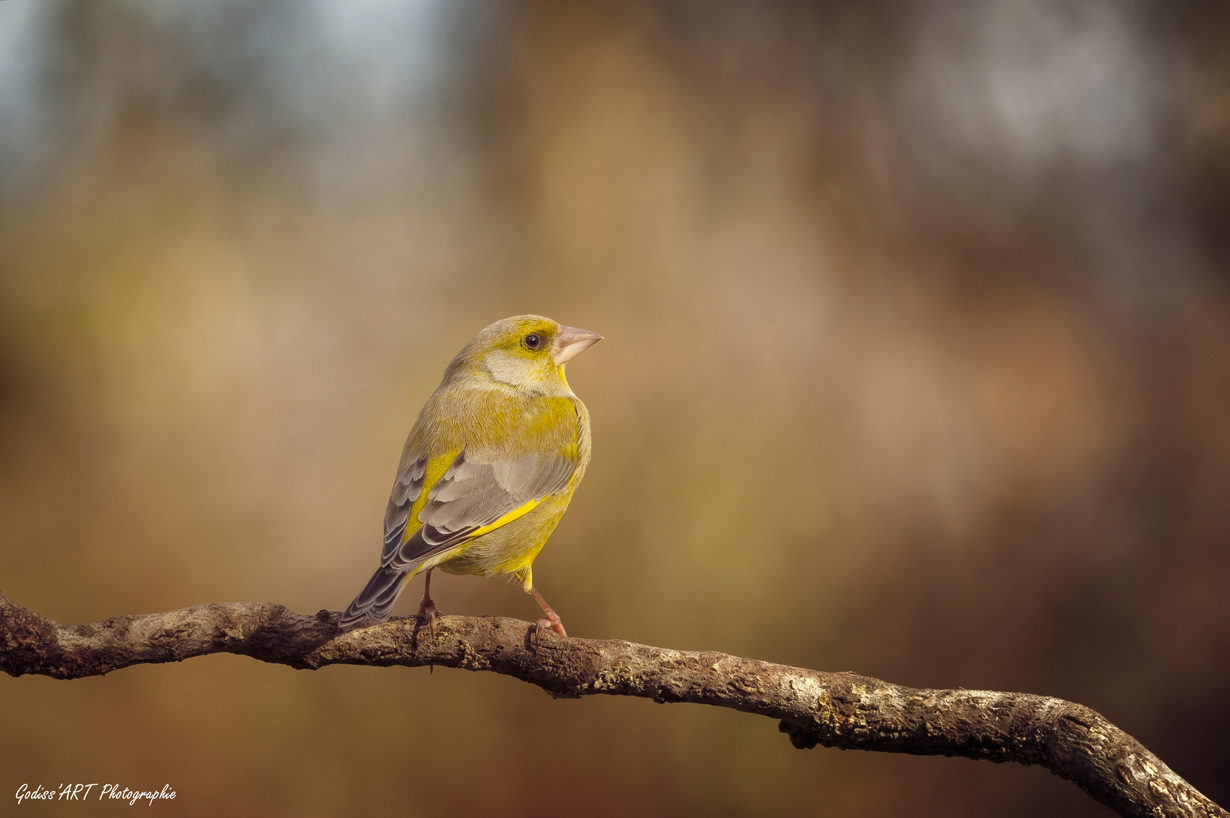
[1,592,1222,818]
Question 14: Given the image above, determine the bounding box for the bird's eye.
[523,333,542,350]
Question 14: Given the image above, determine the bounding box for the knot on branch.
[778,720,820,750]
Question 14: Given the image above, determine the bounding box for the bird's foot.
[533,613,568,645]
[527,584,567,646]
[417,598,440,639]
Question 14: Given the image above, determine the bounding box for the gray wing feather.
[380,455,427,564]
[383,448,574,570]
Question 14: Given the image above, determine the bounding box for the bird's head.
[445,315,602,395]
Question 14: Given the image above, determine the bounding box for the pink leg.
[417,569,439,637]
[528,585,567,638]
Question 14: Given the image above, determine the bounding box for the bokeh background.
[2,1,1228,815]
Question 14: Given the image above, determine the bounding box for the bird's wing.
[379,453,429,566]
[381,447,576,571]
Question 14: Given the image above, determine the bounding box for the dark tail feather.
[340,566,409,630]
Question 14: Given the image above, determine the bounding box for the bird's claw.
[418,599,440,639]
[533,615,567,647]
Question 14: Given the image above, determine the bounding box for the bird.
[339,315,601,637]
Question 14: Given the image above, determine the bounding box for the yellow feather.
[340,314,600,634]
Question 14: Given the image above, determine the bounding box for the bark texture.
[1,591,1222,818]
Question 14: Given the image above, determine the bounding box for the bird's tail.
[339,565,413,630]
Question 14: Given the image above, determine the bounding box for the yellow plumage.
[340,315,601,636]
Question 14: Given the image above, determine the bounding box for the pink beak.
[551,325,603,365]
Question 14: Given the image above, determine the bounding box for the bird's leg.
[417,569,439,638]
[515,566,567,642]
[528,586,567,639]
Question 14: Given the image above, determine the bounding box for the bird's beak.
[552,325,603,365]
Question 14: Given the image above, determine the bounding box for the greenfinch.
[340,315,601,636]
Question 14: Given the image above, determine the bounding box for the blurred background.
[2,0,1228,815]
